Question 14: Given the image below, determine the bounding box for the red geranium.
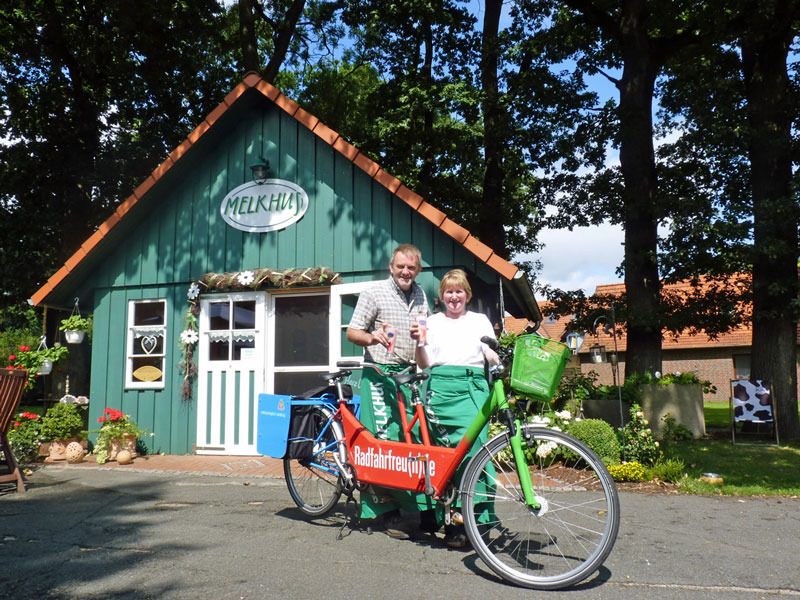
[19,345,29,352]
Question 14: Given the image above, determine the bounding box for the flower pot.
[37,359,53,375]
[65,330,86,344]
[44,437,84,462]
[108,434,139,462]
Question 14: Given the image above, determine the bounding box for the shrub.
[41,403,85,441]
[607,461,648,482]
[7,412,44,462]
[660,413,693,443]
[649,458,685,483]
[620,403,662,466]
[568,418,621,465]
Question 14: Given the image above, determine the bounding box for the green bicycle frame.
[460,376,541,510]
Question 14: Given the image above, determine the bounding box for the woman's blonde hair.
[438,269,472,301]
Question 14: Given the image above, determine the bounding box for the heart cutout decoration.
[141,335,158,355]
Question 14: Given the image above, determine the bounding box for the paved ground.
[1,457,799,599]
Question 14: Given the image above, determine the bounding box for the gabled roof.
[30,73,541,322]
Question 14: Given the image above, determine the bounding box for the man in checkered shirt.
[346,244,430,526]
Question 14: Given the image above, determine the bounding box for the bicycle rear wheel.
[283,406,344,517]
[460,427,619,590]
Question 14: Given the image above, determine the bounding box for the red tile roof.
[581,277,756,352]
[31,73,522,306]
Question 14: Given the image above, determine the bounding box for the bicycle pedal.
[451,511,464,525]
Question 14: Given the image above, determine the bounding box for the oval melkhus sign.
[220,179,309,233]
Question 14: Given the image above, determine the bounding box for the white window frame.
[125,298,167,390]
[329,281,373,369]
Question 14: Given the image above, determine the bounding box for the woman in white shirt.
[412,269,499,547]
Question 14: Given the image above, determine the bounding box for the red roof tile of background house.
[581,277,757,353]
[31,73,522,307]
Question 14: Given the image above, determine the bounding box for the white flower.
[542,417,551,425]
[187,283,200,300]
[555,410,571,420]
[654,371,661,379]
[654,441,660,447]
[551,426,562,432]
[237,270,255,286]
[180,329,199,345]
[530,415,544,424]
[675,371,681,376]
[644,419,649,426]
[536,441,557,458]
[574,417,582,422]
[636,411,644,418]
[640,431,648,438]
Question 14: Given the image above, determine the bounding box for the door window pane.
[209,302,230,330]
[275,295,329,366]
[274,372,326,396]
[209,339,230,361]
[234,301,256,329]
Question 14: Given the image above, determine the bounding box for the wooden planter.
[640,384,705,439]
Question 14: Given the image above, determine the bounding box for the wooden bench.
[0,369,29,492]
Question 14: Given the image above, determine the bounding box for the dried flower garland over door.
[178,266,341,400]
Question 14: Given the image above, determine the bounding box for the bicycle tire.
[460,427,620,590]
[283,406,345,517]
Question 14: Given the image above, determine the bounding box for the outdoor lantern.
[565,333,580,355]
[250,157,270,184]
[590,344,607,363]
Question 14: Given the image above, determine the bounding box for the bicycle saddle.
[391,371,430,386]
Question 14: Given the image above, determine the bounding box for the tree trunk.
[617,3,662,377]
[478,0,508,257]
[239,0,260,73]
[741,5,800,441]
[262,0,307,84]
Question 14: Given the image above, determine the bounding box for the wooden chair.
[0,369,29,492]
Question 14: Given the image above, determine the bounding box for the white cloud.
[517,222,624,298]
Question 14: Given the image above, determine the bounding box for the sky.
[520,222,625,300]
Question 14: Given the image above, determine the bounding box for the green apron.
[423,365,495,525]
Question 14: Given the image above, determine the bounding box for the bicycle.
[272,336,620,590]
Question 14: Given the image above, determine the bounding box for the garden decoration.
[178,266,341,400]
[92,408,148,464]
[6,337,69,388]
[59,298,92,344]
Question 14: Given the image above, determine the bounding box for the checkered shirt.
[348,277,429,364]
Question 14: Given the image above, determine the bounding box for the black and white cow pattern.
[732,380,773,423]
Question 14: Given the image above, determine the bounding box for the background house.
[514,281,799,404]
[31,74,541,456]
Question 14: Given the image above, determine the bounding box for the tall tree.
[741,1,800,440]
[524,0,714,377]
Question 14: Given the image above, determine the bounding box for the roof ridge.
[32,74,519,306]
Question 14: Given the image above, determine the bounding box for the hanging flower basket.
[37,359,53,375]
[64,330,86,344]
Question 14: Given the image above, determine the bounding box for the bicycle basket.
[509,334,570,402]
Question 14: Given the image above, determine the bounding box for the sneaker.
[444,525,469,549]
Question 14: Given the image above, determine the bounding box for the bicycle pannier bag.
[510,334,570,402]
[286,404,324,459]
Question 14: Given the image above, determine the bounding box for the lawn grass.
[703,401,730,429]
[663,438,800,497]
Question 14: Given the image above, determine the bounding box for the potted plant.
[7,411,44,463]
[92,408,147,464]
[40,402,87,462]
[6,341,69,386]
[59,314,93,344]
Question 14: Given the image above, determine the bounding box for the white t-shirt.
[424,311,496,367]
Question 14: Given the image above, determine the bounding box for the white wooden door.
[196,292,265,454]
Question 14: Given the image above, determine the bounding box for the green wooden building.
[31,74,541,456]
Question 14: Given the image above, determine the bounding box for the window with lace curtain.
[125,299,167,389]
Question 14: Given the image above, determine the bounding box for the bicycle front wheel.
[460,427,620,590]
[283,406,344,517]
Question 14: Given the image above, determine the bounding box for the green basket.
[509,335,571,402]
